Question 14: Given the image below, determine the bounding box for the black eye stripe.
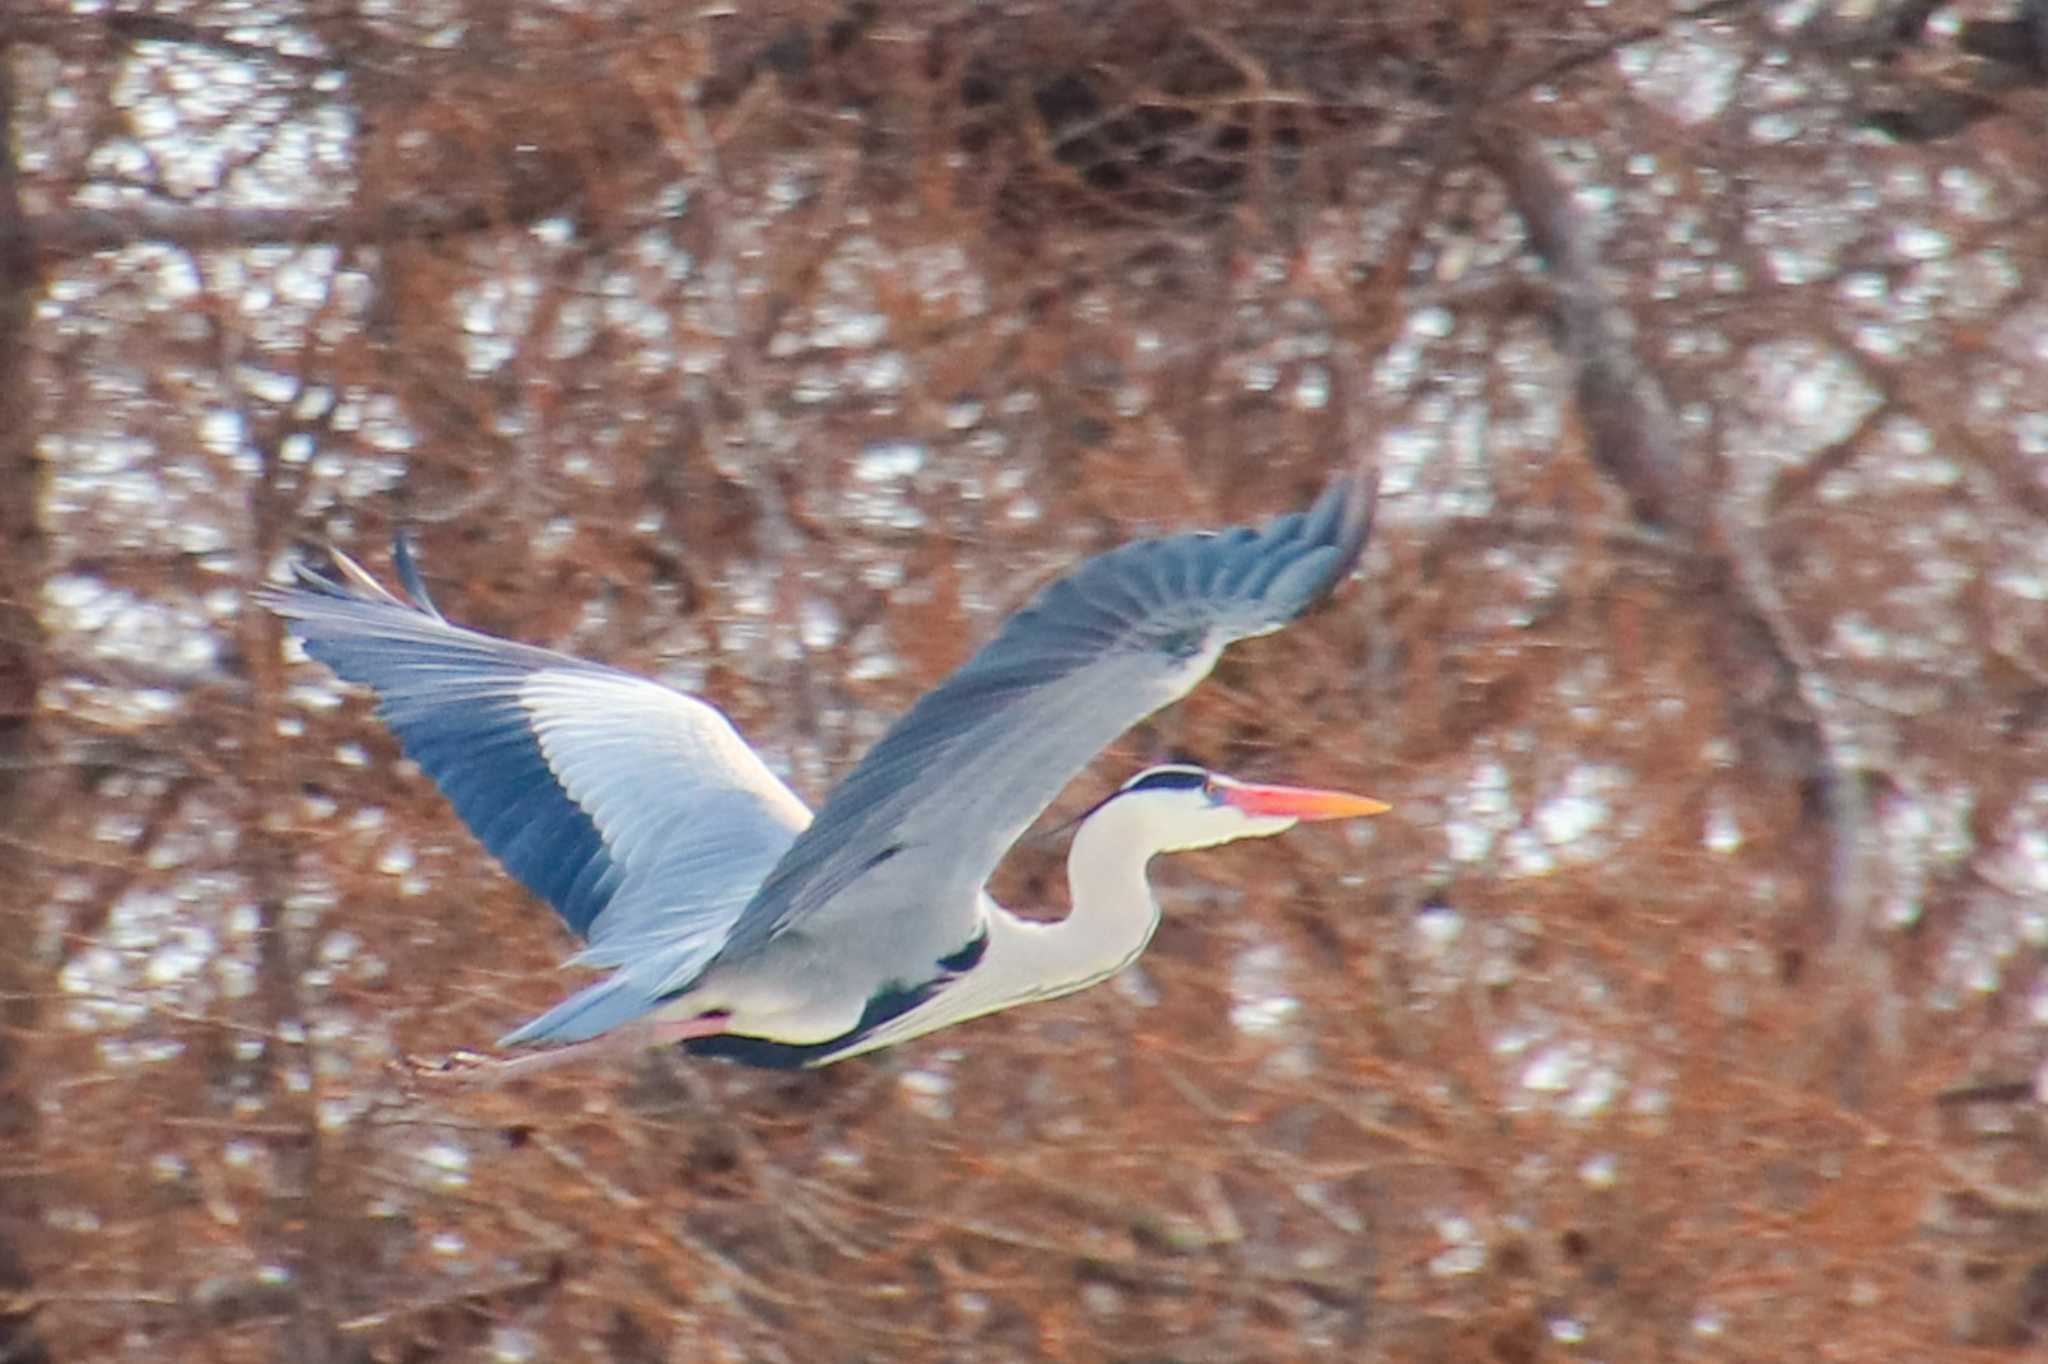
[1122,765,1211,794]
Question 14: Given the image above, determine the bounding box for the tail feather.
[499,964,667,1047]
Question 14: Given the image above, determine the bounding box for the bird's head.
[1103,763,1390,853]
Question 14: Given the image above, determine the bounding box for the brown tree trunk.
[0,44,56,1364]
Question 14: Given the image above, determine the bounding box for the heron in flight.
[263,461,1388,1073]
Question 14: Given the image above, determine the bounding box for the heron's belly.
[674,927,991,1068]
[681,975,954,1069]
[665,925,901,1048]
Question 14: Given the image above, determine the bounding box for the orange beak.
[1220,781,1391,822]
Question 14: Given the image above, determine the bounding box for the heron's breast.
[674,929,881,1044]
[677,925,991,1067]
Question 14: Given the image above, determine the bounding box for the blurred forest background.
[5,0,2048,1360]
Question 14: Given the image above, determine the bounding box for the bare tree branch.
[1480,127,1887,1093]
[1478,130,1699,538]
[9,193,606,264]
[0,36,53,1364]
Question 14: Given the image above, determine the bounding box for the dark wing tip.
[262,535,438,619]
[390,532,444,622]
[1319,452,1379,588]
[1267,454,1378,616]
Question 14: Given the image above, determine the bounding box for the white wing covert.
[260,541,811,1044]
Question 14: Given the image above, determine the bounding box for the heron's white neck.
[985,800,1166,1001]
[823,797,1166,1061]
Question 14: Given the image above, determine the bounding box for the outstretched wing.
[260,541,812,1041]
[717,459,1377,968]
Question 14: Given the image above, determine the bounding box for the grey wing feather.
[259,547,812,1044]
[718,459,1377,967]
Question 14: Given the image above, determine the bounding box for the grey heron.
[263,460,1388,1073]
